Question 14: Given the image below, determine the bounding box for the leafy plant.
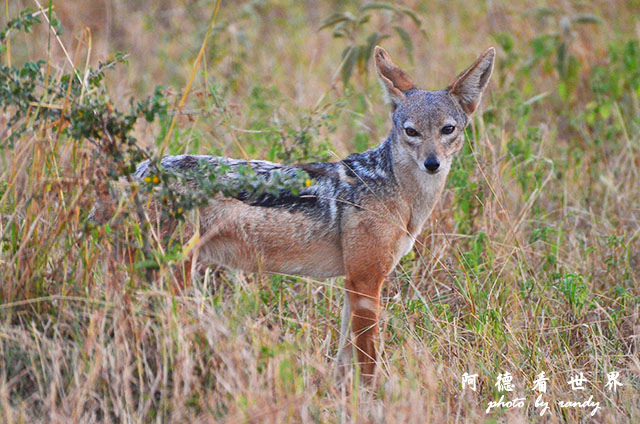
[0,8,311,277]
[0,7,44,44]
[523,8,601,100]
[320,2,423,85]
[555,272,590,318]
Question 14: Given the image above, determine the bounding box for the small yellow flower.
[177,208,183,214]
[152,176,160,184]
[305,179,312,187]
[144,176,152,183]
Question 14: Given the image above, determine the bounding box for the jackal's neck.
[369,137,394,173]
[342,137,395,184]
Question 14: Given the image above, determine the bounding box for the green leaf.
[557,81,567,99]
[356,14,371,27]
[341,45,359,86]
[359,2,397,13]
[361,32,383,66]
[135,259,159,270]
[599,102,611,119]
[319,12,355,31]
[491,32,513,53]
[531,7,555,19]
[394,26,414,63]
[572,14,602,25]
[555,41,568,77]
[331,21,348,38]
[400,7,422,26]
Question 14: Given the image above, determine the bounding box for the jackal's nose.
[424,156,440,174]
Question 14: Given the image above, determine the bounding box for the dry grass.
[1,0,639,422]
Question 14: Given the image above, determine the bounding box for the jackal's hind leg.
[173,216,229,291]
[336,291,353,376]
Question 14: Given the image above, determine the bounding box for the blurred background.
[9,0,639,157]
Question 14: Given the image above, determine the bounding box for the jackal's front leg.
[345,275,385,380]
[340,214,398,381]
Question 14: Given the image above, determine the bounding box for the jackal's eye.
[441,125,456,135]
[405,127,418,137]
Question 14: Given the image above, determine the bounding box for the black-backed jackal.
[92,46,495,382]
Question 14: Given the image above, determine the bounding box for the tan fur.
[195,198,345,279]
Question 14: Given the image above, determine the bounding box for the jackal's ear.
[447,47,495,115]
[374,46,415,105]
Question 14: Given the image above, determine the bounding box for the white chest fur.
[392,164,450,266]
[393,233,416,265]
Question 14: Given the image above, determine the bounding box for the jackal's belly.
[196,200,345,279]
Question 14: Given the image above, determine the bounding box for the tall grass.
[1,0,639,422]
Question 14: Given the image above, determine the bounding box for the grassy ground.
[1,0,639,422]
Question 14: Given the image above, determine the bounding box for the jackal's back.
[135,141,397,226]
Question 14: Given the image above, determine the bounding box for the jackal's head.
[374,46,495,175]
